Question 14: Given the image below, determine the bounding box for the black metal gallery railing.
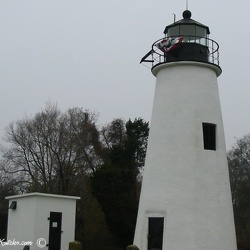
[141,36,220,68]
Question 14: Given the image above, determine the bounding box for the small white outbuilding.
[5,192,80,250]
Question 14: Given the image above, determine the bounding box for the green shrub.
[69,241,82,250]
[126,245,139,250]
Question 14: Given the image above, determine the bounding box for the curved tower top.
[164,10,210,36]
[140,10,221,75]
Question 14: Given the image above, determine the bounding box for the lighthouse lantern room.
[141,10,220,71]
[134,10,237,250]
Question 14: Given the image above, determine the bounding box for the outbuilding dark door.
[48,212,62,250]
[148,217,164,250]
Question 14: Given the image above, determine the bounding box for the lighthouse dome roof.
[163,10,210,35]
[183,10,192,19]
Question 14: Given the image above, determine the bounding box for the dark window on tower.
[148,217,164,250]
[202,123,216,150]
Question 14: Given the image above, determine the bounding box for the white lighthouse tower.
[134,10,237,250]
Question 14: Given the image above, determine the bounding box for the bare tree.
[100,118,126,150]
[1,103,103,194]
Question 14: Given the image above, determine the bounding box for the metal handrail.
[148,36,220,68]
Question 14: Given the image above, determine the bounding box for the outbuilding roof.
[5,192,80,200]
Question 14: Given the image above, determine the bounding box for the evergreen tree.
[92,118,149,248]
[228,134,250,250]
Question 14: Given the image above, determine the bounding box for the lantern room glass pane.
[167,24,208,46]
[167,26,179,37]
[196,26,207,38]
[179,25,196,36]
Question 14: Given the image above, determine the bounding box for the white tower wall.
[134,62,237,250]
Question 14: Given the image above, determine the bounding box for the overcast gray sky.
[0,0,249,150]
